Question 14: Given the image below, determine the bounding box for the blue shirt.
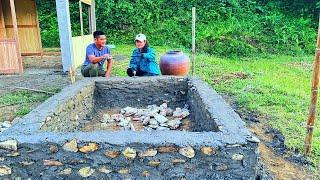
[83,43,111,67]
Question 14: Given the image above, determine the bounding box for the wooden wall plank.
[0,0,7,38]
[0,41,20,74]
[9,0,23,73]
[72,35,92,68]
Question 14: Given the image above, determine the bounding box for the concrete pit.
[0,76,261,179]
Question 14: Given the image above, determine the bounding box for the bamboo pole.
[304,15,320,156]
[191,7,196,76]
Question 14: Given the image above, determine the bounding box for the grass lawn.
[112,44,319,170]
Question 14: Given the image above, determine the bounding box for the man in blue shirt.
[81,31,113,77]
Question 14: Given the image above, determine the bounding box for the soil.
[223,95,315,180]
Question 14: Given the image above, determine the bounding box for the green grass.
[111,44,319,171]
[0,88,61,118]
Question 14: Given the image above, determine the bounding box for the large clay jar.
[160,50,190,76]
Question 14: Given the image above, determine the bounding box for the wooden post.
[90,0,96,32]
[191,7,196,76]
[9,0,23,74]
[55,0,74,72]
[304,15,320,156]
[79,1,84,36]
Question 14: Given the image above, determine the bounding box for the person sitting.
[127,34,161,77]
[81,31,113,77]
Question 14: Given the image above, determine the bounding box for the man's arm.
[88,55,107,64]
[105,58,113,78]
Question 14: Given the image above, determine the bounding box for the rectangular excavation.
[0,77,261,179]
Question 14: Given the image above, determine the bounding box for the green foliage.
[36,0,318,57]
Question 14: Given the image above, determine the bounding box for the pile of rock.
[100,103,190,131]
[0,121,11,133]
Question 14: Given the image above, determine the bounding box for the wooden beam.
[0,0,7,38]
[90,0,96,32]
[34,0,43,56]
[55,0,74,72]
[80,0,91,6]
[79,1,84,36]
[9,0,23,74]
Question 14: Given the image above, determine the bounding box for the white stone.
[1,121,11,128]
[149,118,158,126]
[158,127,170,131]
[154,114,168,124]
[0,140,18,151]
[111,114,124,122]
[101,113,112,123]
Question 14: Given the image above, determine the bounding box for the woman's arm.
[142,48,156,62]
[129,49,138,70]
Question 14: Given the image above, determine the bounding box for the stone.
[130,123,136,131]
[58,168,72,175]
[101,113,112,123]
[78,167,95,178]
[118,168,129,174]
[173,108,182,118]
[246,136,260,143]
[79,143,99,153]
[0,157,4,161]
[179,146,195,158]
[49,145,59,153]
[166,108,174,116]
[104,150,121,158]
[154,114,168,124]
[139,149,157,157]
[157,146,178,153]
[158,127,170,131]
[122,107,138,116]
[142,170,150,177]
[142,117,150,125]
[215,164,228,171]
[0,165,11,176]
[20,161,34,166]
[148,160,161,167]
[118,117,131,127]
[201,147,216,156]
[149,118,158,126]
[232,154,244,161]
[159,123,169,127]
[111,114,125,122]
[167,120,181,130]
[122,147,137,159]
[172,159,186,164]
[62,139,78,152]
[43,160,63,166]
[1,121,11,128]
[160,103,168,109]
[148,125,158,129]
[6,152,19,157]
[98,166,112,174]
[0,140,18,151]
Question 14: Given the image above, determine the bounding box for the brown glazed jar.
[160,50,190,76]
